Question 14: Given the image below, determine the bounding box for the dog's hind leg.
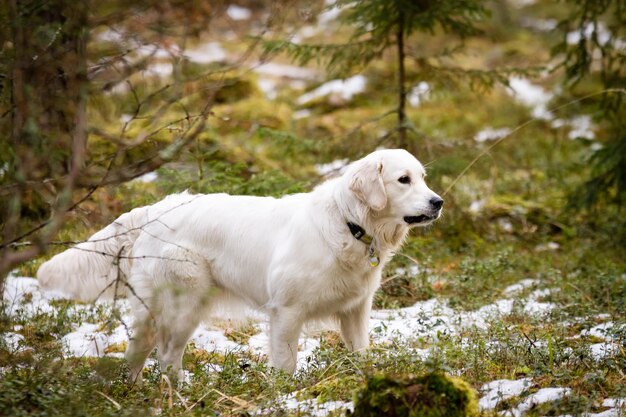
[155,308,202,385]
[125,307,157,385]
[154,251,214,384]
[124,269,162,385]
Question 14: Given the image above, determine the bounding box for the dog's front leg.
[268,308,303,374]
[338,299,371,352]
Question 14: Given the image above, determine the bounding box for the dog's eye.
[398,175,411,184]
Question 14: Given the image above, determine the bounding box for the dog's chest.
[303,255,384,315]
[267,226,389,315]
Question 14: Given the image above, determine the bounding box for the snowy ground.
[2,274,624,416]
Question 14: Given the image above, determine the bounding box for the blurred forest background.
[1,0,625,279]
[0,0,625,416]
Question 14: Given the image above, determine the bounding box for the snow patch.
[135,44,178,60]
[297,75,367,105]
[503,279,537,295]
[498,218,514,233]
[552,115,595,140]
[226,5,252,21]
[589,342,621,360]
[509,0,536,7]
[97,28,125,43]
[318,5,342,26]
[108,82,131,95]
[293,109,312,119]
[567,22,613,46]
[523,299,556,315]
[584,409,625,417]
[257,78,277,100]
[5,274,624,417]
[580,322,615,340]
[0,162,8,178]
[394,265,421,278]
[263,393,353,417]
[62,323,129,358]
[371,281,557,341]
[145,62,173,77]
[190,326,241,353]
[134,172,158,183]
[504,387,571,417]
[371,298,454,342]
[408,82,430,107]
[602,398,625,408]
[474,127,511,143]
[315,159,349,176]
[247,331,269,355]
[3,276,69,317]
[253,63,317,80]
[479,378,533,410]
[469,199,486,214]
[184,42,227,64]
[294,26,319,42]
[591,142,603,151]
[1,332,25,352]
[507,77,553,120]
[535,241,561,252]
[522,18,558,32]
[578,321,626,359]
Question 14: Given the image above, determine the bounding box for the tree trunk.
[396,15,407,148]
[0,0,89,280]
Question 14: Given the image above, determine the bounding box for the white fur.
[37,149,442,381]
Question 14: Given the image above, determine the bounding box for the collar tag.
[368,244,380,267]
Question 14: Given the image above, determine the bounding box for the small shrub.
[350,372,479,417]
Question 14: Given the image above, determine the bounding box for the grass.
[2,246,625,415]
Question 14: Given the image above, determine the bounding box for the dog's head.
[346,149,443,227]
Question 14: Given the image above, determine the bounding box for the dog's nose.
[430,197,444,210]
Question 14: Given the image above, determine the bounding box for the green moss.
[350,373,479,417]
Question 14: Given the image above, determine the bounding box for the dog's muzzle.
[403,214,437,225]
[404,197,443,225]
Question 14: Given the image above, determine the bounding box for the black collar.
[347,222,374,245]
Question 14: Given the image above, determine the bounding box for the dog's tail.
[37,206,150,302]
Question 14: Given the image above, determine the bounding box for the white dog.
[37,149,443,382]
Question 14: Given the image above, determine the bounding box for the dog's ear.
[348,158,387,211]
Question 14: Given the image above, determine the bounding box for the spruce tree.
[553,0,626,208]
[262,0,514,149]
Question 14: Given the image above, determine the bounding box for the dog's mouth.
[403,213,439,225]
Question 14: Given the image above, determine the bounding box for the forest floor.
[2,253,625,416]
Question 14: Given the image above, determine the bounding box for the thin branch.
[0,187,98,250]
[396,15,407,147]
